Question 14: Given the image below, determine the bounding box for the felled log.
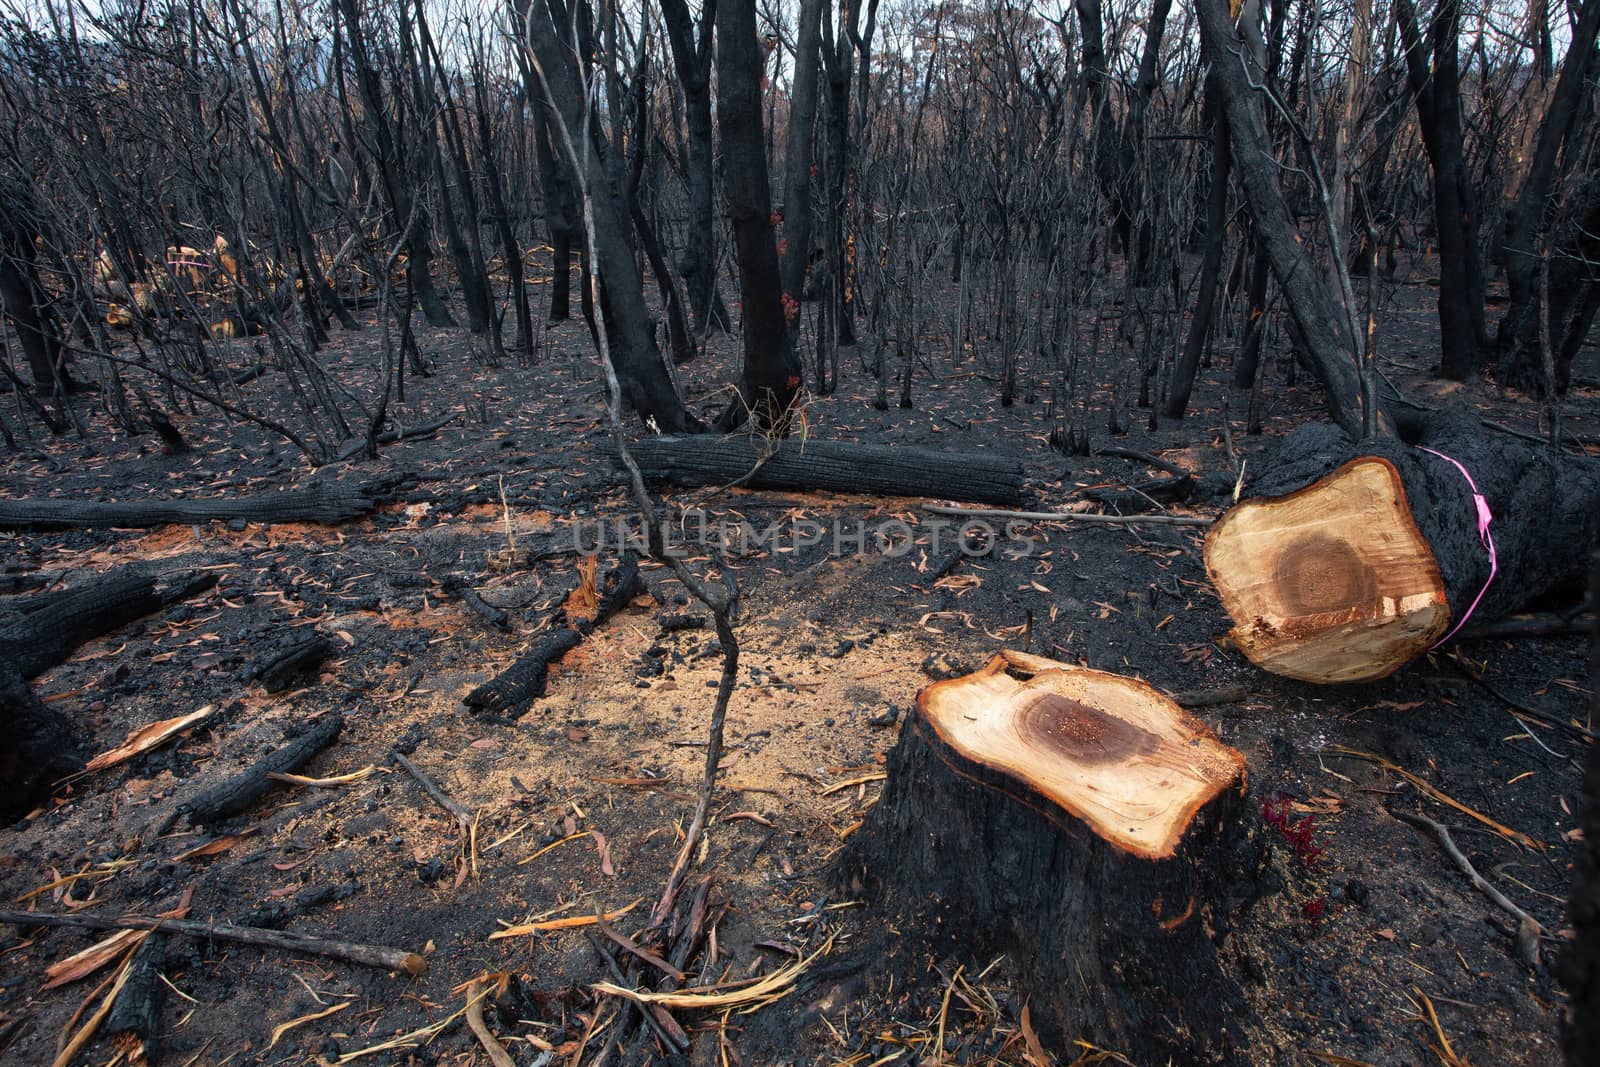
[244,630,335,692]
[0,661,81,822]
[838,650,1262,1064]
[1204,411,1600,683]
[176,713,343,825]
[464,557,640,717]
[0,568,216,679]
[629,436,1028,506]
[0,479,394,531]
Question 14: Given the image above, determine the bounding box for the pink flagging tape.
[1416,446,1497,649]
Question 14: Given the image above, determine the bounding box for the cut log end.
[1204,458,1449,683]
[921,650,1245,859]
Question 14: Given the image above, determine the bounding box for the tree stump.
[1205,412,1600,682]
[838,650,1263,1064]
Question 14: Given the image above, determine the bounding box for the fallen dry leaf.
[592,831,615,877]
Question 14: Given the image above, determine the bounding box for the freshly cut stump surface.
[839,650,1264,1064]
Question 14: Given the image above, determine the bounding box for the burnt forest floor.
[1,268,1597,1067]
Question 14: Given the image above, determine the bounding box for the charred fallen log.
[0,478,396,531]
[463,556,641,717]
[245,631,335,692]
[837,650,1263,1064]
[176,713,344,825]
[1205,412,1600,682]
[629,436,1028,506]
[0,568,216,679]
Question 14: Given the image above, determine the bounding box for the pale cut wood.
[918,649,1245,860]
[1203,458,1449,683]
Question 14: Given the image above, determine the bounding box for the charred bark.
[463,555,640,717]
[779,0,827,312]
[177,713,344,825]
[1497,0,1600,389]
[0,662,80,823]
[0,479,392,531]
[1195,0,1381,437]
[660,0,728,337]
[1395,0,1488,379]
[519,0,701,433]
[630,435,1027,505]
[1559,552,1600,1065]
[0,568,215,680]
[333,0,454,327]
[1166,82,1232,420]
[106,933,167,1065]
[245,630,336,692]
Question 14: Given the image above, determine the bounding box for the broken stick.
[0,908,426,975]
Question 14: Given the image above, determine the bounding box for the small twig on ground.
[1388,809,1544,950]
[0,908,426,975]
[1445,654,1597,743]
[391,751,475,833]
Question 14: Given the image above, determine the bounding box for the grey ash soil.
[0,301,1596,1066]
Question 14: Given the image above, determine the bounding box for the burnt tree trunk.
[625,55,695,366]
[0,182,70,398]
[1396,0,1488,380]
[0,662,80,823]
[837,650,1263,1064]
[1195,0,1377,437]
[660,0,729,337]
[520,0,701,433]
[333,0,455,328]
[1496,0,1600,386]
[716,0,803,431]
[0,569,216,679]
[1205,411,1600,682]
[1166,80,1232,420]
[0,479,392,531]
[779,0,827,312]
[471,51,535,357]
